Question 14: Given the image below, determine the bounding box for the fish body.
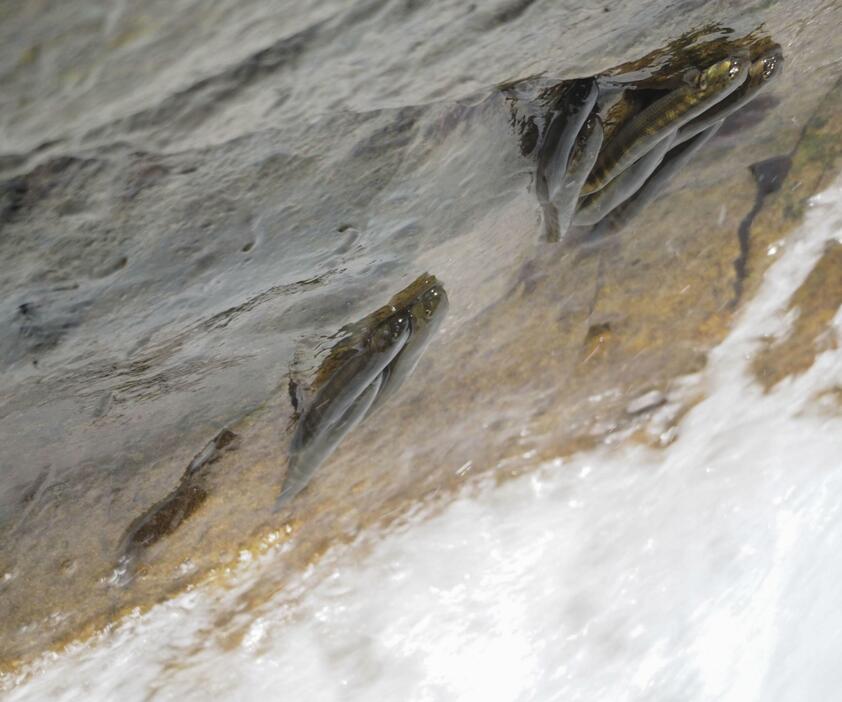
[276,372,385,509]
[583,56,748,194]
[600,89,647,144]
[546,114,604,241]
[574,128,676,226]
[291,313,410,455]
[589,120,723,239]
[370,276,448,411]
[537,78,600,205]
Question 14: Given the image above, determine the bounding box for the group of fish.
[275,274,448,510]
[536,44,783,242]
[116,275,447,571]
[116,42,786,572]
[278,44,784,508]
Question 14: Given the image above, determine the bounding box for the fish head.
[363,276,448,412]
[751,46,784,83]
[371,309,411,354]
[697,56,749,92]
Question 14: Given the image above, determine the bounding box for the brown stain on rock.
[752,240,842,390]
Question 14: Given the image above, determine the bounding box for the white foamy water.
[4,180,842,701]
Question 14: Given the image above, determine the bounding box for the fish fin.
[272,485,298,513]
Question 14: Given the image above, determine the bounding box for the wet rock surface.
[2,0,842,672]
[753,240,842,391]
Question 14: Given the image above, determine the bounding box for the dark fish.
[546,114,604,241]
[583,56,748,194]
[674,47,783,145]
[541,202,563,243]
[275,372,385,510]
[293,312,410,451]
[536,78,599,242]
[573,128,676,226]
[600,88,648,145]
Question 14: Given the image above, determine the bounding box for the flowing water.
[2,0,842,698]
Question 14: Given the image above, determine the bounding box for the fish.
[276,371,385,510]
[573,128,677,226]
[600,88,648,144]
[582,56,748,195]
[297,312,409,446]
[546,114,604,241]
[275,274,448,509]
[276,310,410,509]
[115,428,238,579]
[537,78,600,207]
[674,46,783,146]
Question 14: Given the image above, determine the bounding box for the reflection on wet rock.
[4,295,89,367]
[528,34,783,242]
[2,466,52,538]
[117,428,238,573]
[277,274,448,509]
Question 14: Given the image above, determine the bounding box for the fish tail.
[543,203,561,242]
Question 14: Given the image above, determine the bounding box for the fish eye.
[391,315,408,337]
[728,59,743,78]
